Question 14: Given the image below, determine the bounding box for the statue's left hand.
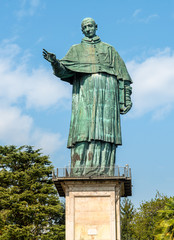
[120,103,132,115]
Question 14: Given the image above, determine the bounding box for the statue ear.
[95,24,98,30]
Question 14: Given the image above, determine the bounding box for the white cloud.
[0,40,71,154]
[0,105,33,144]
[140,14,159,23]
[32,130,66,154]
[0,104,65,153]
[127,48,174,119]
[16,0,41,17]
[25,68,71,109]
[117,10,158,25]
[133,9,142,17]
[152,105,173,120]
[131,9,159,23]
[0,40,71,109]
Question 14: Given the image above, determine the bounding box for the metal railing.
[52,165,131,179]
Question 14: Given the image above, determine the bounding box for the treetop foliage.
[0,145,65,240]
[121,193,173,240]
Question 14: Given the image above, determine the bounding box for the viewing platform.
[52,165,132,197]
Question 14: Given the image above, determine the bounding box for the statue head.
[81,17,98,38]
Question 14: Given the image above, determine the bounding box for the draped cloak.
[52,36,132,149]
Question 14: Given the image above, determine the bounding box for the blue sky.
[1,0,174,207]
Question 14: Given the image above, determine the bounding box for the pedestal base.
[56,178,129,240]
[53,168,132,240]
[67,180,120,240]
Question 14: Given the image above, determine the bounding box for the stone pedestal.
[53,176,132,240]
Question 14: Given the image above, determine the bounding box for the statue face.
[82,20,97,38]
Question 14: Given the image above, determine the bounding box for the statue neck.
[81,36,101,44]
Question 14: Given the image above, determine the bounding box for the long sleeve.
[120,80,132,115]
[124,81,132,107]
[51,60,74,84]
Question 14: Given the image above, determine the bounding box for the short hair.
[81,17,97,30]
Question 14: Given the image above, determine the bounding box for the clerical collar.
[81,36,101,44]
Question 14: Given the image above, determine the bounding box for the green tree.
[155,197,174,240]
[132,192,169,240]
[121,197,135,240]
[0,145,65,240]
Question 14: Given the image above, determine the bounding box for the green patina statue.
[43,17,132,176]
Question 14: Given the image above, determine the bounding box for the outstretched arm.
[42,48,74,82]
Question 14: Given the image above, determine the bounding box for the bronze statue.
[43,17,132,176]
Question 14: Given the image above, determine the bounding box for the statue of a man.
[43,17,132,176]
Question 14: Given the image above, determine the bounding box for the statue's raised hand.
[43,49,56,63]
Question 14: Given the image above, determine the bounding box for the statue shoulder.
[61,43,82,61]
[69,43,82,50]
[100,41,112,47]
[63,43,80,55]
[99,41,118,53]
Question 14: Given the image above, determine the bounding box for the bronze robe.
[52,36,132,176]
